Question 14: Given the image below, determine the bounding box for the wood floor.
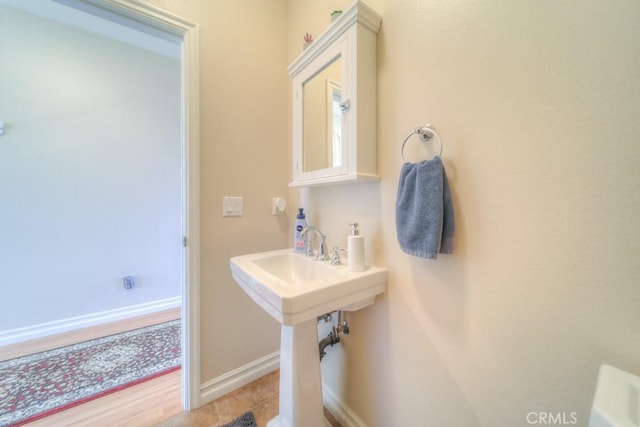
[26,370,183,427]
[3,309,341,426]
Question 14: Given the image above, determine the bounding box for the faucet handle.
[305,237,314,257]
[330,247,347,265]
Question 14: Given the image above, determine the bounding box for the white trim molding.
[197,352,367,427]
[60,0,201,411]
[200,352,280,405]
[287,0,381,77]
[0,297,181,346]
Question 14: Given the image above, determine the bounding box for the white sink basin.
[230,249,386,326]
[590,364,640,427]
[230,248,386,427]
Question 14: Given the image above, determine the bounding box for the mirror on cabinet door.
[327,79,343,169]
[302,56,343,172]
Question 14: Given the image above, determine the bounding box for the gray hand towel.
[396,156,455,259]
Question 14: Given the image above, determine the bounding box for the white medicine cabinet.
[288,1,381,187]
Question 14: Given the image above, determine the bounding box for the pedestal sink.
[230,249,387,427]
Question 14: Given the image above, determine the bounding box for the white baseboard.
[323,383,368,427]
[0,297,181,346]
[198,352,366,426]
[200,351,280,405]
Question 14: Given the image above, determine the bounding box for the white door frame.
[55,0,201,410]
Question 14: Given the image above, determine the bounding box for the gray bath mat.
[221,411,257,427]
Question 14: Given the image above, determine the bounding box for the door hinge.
[183,236,188,247]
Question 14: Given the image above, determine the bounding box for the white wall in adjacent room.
[0,4,181,333]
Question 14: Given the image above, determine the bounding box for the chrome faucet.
[300,226,329,261]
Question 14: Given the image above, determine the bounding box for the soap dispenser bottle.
[294,208,307,253]
[347,223,365,271]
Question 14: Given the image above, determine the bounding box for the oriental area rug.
[0,319,181,426]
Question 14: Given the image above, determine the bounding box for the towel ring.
[400,125,443,163]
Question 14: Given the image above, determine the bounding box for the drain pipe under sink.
[318,311,350,361]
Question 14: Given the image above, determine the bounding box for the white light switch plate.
[223,196,243,217]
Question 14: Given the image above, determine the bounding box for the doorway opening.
[0,0,200,411]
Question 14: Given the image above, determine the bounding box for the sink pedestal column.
[267,318,328,427]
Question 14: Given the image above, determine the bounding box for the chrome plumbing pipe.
[319,311,350,361]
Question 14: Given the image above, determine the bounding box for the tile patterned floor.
[157,370,341,427]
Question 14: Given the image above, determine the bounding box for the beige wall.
[140,0,640,424]
[144,0,289,381]
[289,1,640,426]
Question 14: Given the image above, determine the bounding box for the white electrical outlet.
[123,276,135,289]
[272,197,287,215]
